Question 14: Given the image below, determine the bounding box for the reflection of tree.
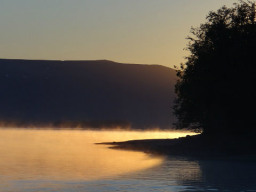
[178,158,256,192]
[118,156,256,191]
[163,158,202,183]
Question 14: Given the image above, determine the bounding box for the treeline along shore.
[100,1,256,158]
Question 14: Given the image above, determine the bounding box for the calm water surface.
[0,128,256,192]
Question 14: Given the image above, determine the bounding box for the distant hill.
[0,59,177,129]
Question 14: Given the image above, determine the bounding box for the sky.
[0,0,237,68]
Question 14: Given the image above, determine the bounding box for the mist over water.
[0,129,192,181]
[0,129,166,181]
[1,128,256,192]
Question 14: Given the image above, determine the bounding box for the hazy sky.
[0,0,237,68]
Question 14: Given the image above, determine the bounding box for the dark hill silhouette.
[0,59,177,129]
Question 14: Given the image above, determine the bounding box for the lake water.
[0,128,256,192]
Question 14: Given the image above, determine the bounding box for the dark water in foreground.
[0,129,256,192]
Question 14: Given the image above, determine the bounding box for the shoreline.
[97,134,256,159]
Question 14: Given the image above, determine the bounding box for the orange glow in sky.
[0,0,236,68]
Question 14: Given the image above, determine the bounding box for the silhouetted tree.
[174,1,256,136]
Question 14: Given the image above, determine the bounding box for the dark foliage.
[174,1,256,135]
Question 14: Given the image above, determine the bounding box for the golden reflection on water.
[0,128,195,181]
